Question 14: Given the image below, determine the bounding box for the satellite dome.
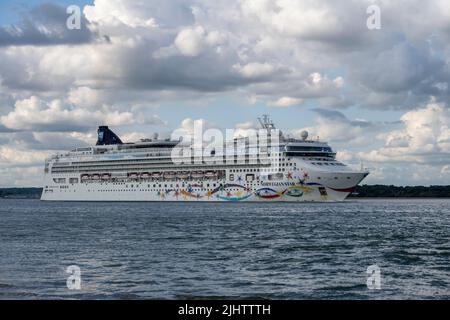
[300,130,308,140]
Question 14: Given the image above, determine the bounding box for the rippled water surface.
[0,199,449,299]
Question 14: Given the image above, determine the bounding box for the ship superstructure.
[41,116,368,201]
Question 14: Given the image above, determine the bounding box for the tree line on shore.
[349,184,450,198]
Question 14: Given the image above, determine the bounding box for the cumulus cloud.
[233,62,276,79]
[173,26,227,57]
[1,0,449,106]
[0,166,43,187]
[0,96,135,132]
[84,0,194,29]
[0,95,165,132]
[67,86,101,108]
[315,99,450,185]
[0,145,48,165]
[359,100,450,165]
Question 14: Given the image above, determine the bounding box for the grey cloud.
[0,3,96,46]
[122,45,256,92]
[311,108,373,128]
[0,124,14,133]
[312,108,348,121]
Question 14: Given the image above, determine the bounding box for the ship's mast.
[258,114,276,131]
[258,114,284,140]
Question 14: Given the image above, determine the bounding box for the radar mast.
[258,114,276,131]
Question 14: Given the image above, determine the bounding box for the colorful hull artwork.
[152,182,350,201]
[254,187,286,199]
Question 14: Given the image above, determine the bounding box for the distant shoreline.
[349,184,450,198]
[1,185,449,199]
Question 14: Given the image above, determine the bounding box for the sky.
[0,0,449,187]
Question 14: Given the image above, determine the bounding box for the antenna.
[257,114,276,131]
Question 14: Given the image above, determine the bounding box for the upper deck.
[45,115,340,171]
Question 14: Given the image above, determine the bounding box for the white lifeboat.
[164,171,176,179]
[101,173,111,180]
[191,171,204,179]
[128,172,139,179]
[141,172,151,178]
[205,170,217,178]
[176,171,190,179]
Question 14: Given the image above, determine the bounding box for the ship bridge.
[284,142,335,158]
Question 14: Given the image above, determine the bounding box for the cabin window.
[229,174,234,181]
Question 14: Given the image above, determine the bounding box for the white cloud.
[172,26,227,57]
[233,62,275,78]
[174,26,207,57]
[0,166,43,187]
[0,96,135,131]
[84,0,158,28]
[360,100,450,164]
[68,86,100,108]
[240,0,342,38]
[0,145,48,165]
[268,96,304,107]
[120,131,149,143]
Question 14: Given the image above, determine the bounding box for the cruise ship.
[41,116,369,201]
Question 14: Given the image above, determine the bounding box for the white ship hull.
[41,171,367,202]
